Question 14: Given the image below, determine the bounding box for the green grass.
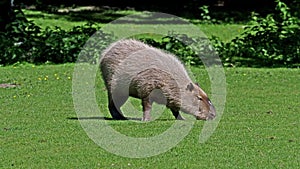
[23,9,244,42]
[23,9,89,30]
[1,64,299,168]
[197,24,244,42]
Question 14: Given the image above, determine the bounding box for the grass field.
[1,64,299,168]
[23,9,244,42]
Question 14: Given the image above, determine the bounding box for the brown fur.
[100,39,216,121]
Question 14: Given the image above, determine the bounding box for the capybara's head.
[186,83,216,120]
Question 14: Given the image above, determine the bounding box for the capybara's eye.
[197,95,203,100]
[208,99,212,105]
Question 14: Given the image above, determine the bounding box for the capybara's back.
[100,39,216,121]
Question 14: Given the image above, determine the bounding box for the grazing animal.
[100,39,216,121]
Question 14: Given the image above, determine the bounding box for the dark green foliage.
[212,0,300,67]
[140,34,202,66]
[139,1,299,67]
[0,8,112,66]
[1,1,299,67]
[141,33,221,67]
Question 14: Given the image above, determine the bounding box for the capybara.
[100,39,216,121]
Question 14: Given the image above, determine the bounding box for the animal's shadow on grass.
[67,116,176,121]
[67,116,141,121]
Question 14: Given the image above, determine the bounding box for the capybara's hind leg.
[142,97,152,121]
[171,109,185,120]
[108,96,127,120]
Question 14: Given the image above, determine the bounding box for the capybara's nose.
[207,105,216,120]
[207,112,216,120]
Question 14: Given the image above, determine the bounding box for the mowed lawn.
[1,64,299,168]
[23,9,244,42]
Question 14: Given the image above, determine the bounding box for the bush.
[0,8,113,66]
[2,0,299,68]
[139,0,299,68]
[212,0,300,67]
[140,34,200,66]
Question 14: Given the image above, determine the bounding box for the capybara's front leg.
[171,109,185,120]
[108,96,127,120]
[142,97,152,121]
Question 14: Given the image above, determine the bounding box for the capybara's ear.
[186,83,194,91]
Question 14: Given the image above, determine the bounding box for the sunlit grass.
[1,64,299,168]
[23,9,244,42]
[23,9,92,30]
